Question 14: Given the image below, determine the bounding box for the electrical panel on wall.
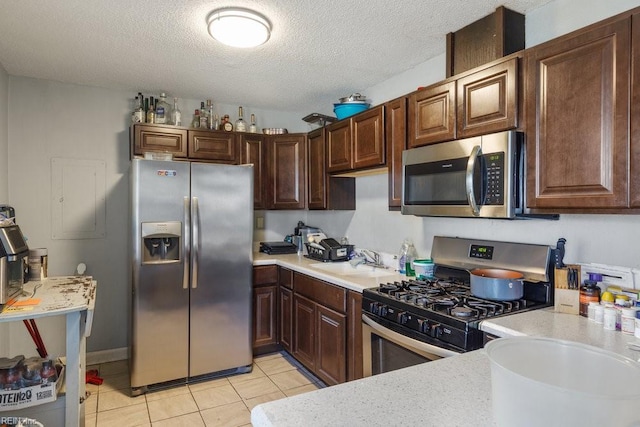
[51,158,106,240]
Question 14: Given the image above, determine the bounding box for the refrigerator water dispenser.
[141,222,181,263]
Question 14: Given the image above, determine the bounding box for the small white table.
[0,276,97,426]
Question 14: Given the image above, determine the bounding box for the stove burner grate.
[450,306,475,318]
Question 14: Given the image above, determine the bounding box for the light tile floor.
[85,351,324,427]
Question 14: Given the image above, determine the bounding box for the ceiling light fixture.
[207,8,271,48]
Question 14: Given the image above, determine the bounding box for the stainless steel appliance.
[402,130,524,218]
[0,224,29,305]
[130,159,254,394]
[362,236,553,377]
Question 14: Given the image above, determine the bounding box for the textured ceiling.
[0,0,552,114]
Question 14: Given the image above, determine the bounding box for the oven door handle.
[362,314,459,358]
[465,145,482,217]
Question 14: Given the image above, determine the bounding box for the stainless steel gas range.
[362,236,554,376]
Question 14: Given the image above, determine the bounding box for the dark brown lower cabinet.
[253,285,278,354]
[291,273,347,386]
[255,267,358,385]
[315,305,347,385]
[252,266,279,355]
[279,268,294,352]
[347,290,363,381]
[292,294,317,370]
[279,286,293,352]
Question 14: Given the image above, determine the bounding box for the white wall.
[3,77,306,355]
[262,0,640,273]
[0,63,8,348]
[4,0,640,357]
[0,63,7,202]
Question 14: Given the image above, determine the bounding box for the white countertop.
[250,257,640,426]
[253,252,404,293]
[253,350,494,427]
[0,276,97,322]
[480,307,640,361]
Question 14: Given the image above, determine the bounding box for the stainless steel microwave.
[401,130,524,219]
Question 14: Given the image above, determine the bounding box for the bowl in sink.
[309,262,396,278]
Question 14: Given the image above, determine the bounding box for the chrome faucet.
[361,249,381,266]
[350,249,386,269]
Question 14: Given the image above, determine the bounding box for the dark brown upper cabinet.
[525,16,630,210]
[239,133,266,209]
[266,133,306,210]
[408,82,456,148]
[408,55,520,148]
[385,96,408,209]
[308,128,356,210]
[131,124,188,158]
[188,130,238,163]
[456,57,518,138]
[327,106,385,173]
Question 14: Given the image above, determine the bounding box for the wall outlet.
[255,216,265,230]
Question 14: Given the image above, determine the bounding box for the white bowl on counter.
[486,337,640,427]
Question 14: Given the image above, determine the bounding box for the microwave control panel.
[483,152,504,205]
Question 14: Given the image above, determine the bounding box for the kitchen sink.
[308,262,397,278]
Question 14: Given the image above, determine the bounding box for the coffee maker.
[0,224,29,304]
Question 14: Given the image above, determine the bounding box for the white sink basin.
[309,262,396,278]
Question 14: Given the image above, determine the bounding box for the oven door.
[362,314,459,377]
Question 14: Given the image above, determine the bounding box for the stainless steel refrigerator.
[130,158,253,394]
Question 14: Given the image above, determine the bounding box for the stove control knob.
[369,302,379,315]
[396,311,408,325]
[417,319,429,334]
[379,305,388,317]
[430,323,442,338]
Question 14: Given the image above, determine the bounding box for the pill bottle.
[579,280,600,317]
[594,304,604,324]
[603,307,617,331]
[621,308,637,335]
[587,301,599,321]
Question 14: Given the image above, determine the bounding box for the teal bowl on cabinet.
[333,103,370,120]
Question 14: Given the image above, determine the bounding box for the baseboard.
[87,347,128,365]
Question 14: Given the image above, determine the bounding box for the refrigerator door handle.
[183,197,190,290]
[191,196,199,289]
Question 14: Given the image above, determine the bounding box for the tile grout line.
[92,354,324,426]
[187,377,208,425]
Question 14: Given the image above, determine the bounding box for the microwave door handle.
[466,145,482,217]
[183,196,190,290]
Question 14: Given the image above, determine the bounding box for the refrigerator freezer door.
[131,159,191,389]
[189,162,254,377]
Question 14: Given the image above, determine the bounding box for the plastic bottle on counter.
[621,308,637,335]
[614,295,631,331]
[398,239,409,274]
[398,239,414,274]
[587,301,599,321]
[405,241,418,277]
[579,273,601,317]
[603,306,617,330]
[594,304,604,324]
